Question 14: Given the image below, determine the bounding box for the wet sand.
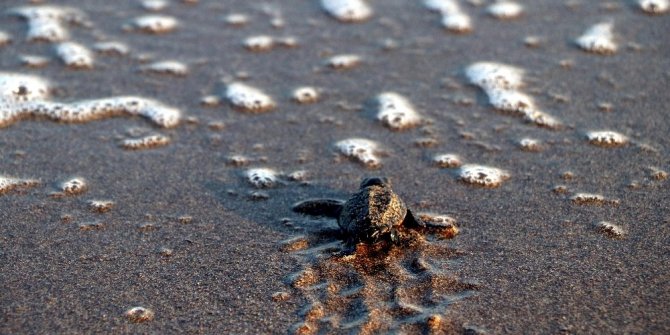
[1,0,669,334]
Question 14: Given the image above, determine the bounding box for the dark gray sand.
[1,0,669,334]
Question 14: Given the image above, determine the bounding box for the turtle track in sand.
[282,222,477,334]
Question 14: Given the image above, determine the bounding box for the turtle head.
[360,176,390,189]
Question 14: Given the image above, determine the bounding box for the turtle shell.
[338,183,407,243]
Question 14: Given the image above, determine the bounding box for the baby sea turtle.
[292,177,433,245]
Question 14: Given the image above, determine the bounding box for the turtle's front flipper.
[292,199,345,218]
[402,209,426,228]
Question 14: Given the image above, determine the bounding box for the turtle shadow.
[202,175,349,235]
[203,174,478,334]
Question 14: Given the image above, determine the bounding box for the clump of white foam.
[638,0,669,14]
[0,72,181,128]
[224,13,249,26]
[93,41,129,56]
[376,92,421,130]
[586,130,628,147]
[292,87,320,104]
[465,62,561,128]
[20,55,49,68]
[141,0,169,11]
[0,31,11,46]
[245,168,279,188]
[125,306,155,323]
[596,221,625,238]
[128,15,179,33]
[575,22,617,55]
[0,175,39,195]
[89,200,114,213]
[327,54,361,69]
[60,177,87,195]
[0,73,50,103]
[423,0,472,33]
[55,42,93,69]
[140,60,188,76]
[335,138,382,169]
[571,193,605,204]
[433,153,462,168]
[519,138,542,151]
[458,164,510,187]
[225,82,275,113]
[320,0,372,23]
[8,5,84,42]
[243,35,275,52]
[121,134,170,150]
[487,1,524,19]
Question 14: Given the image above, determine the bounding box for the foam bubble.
[200,95,220,107]
[576,22,617,55]
[0,175,39,195]
[89,200,114,213]
[458,164,510,187]
[523,36,542,48]
[423,0,472,33]
[20,55,50,68]
[487,1,524,19]
[243,35,275,52]
[225,82,276,113]
[121,134,170,150]
[649,167,668,180]
[8,5,83,42]
[571,193,619,206]
[159,247,173,256]
[441,12,472,32]
[595,221,625,238]
[287,170,309,182]
[277,37,299,48]
[0,31,11,46]
[224,13,249,26]
[320,0,372,23]
[129,15,179,34]
[376,92,421,130]
[245,168,279,188]
[125,307,155,323]
[465,62,561,128]
[335,138,381,168]
[292,87,320,104]
[55,42,94,69]
[141,0,169,11]
[418,213,459,238]
[327,54,361,70]
[586,130,628,147]
[93,41,129,56]
[465,62,524,91]
[0,73,181,128]
[140,60,189,76]
[552,185,568,194]
[638,0,669,14]
[59,177,87,195]
[518,138,542,151]
[0,72,50,103]
[433,153,462,168]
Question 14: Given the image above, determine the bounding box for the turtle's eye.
[360,176,390,188]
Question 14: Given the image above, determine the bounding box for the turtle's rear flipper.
[402,209,426,228]
[292,199,344,218]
